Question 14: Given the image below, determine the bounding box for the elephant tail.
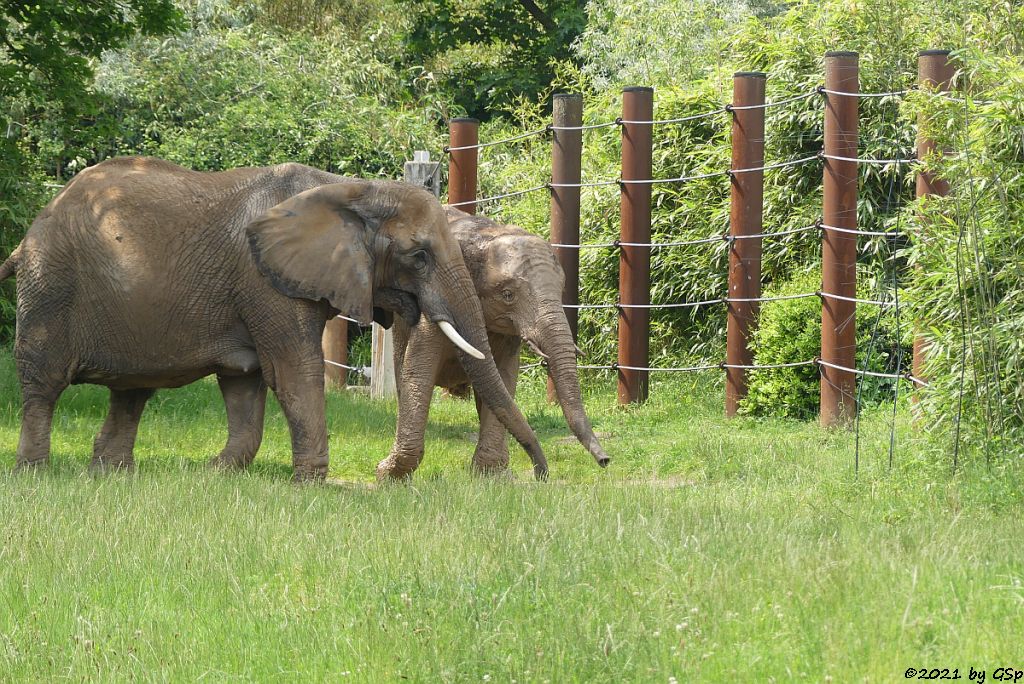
[0,244,21,281]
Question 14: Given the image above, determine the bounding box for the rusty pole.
[913,49,956,387]
[322,318,349,388]
[617,87,653,405]
[820,51,859,428]
[548,93,584,403]
[447,118,479,214]
[725,71,767,417]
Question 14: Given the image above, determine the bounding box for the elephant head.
[246,180,548,478]
[449,208,609,468]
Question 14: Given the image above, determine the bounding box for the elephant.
[0,156,548,480]
[374,207,610,480]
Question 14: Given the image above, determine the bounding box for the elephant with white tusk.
[375,207,610,480]
[1,157,548,480]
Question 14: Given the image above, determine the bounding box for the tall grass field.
[0,353,1021,681]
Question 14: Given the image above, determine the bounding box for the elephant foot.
[14,456,49,472]
[471,454,513,479]
[208,450,254,471]
[89,455,135,472]
[292,463,328,484]
[375,454,418,483]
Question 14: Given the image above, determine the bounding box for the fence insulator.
[913,49,956,393]
[322,318,349,387]
[617,87,654,405]
[726,71,767,417]
[820,51,860,428]
[548,93,585,403]
[448,118,479,214]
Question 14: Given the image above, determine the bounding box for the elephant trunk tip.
[534,462,549,481]
[589,441,610,468]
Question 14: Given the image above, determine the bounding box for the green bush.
[900,46,1024,460]
[741,267,911,419]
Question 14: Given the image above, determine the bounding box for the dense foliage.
[398,0,588,119]
[469,0,1023,462]
[1,0,1021,460]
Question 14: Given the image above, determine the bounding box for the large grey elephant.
[1,156,548,480]
[375,207,610,480]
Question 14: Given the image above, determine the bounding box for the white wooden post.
[370,151,441,399]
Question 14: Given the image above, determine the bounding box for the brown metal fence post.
[322,318,348,388]
[820,51,859,428]
[617,87,653,405]
[548,93,584,403]
[447,118,479,214]
[913,49,956,388]
[725,71,767,417]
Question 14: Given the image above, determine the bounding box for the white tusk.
[438,320,485,360]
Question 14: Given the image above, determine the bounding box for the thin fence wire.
[619,108,727,125]
[819,88,911,98]
[723,360,817,369]
[325,359,365,374]
[730,90,820,110]
[819,291,896,307]
[449,184,549,207]
[563,290,901,310]
[821,152,916,165]
[548,179,620,188]
[727,292,818,303]
[549,223,818,250]
[820,223,908,238]
[549,121,620,131]
[444,126,549,152]
[565,357,926,383]
[731,154,822,174]
[732,223,821,240]
[621,170,729,185]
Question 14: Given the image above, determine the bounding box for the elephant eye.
[411,249,429,270]
[501,288,515,303]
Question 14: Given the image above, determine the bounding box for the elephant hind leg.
[14,354,72,469]
[16,391,63,469]
[91,388,154,470]
[210,373,267,470]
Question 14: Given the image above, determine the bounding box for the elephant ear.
[246,182,378,325]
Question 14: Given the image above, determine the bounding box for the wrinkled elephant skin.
[375,207,610,480]
[1,157,547,480]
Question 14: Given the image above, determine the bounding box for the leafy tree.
[396,0,588,119]
[0,1,183,343]
[1,0,182,105]
[1,0,183,241]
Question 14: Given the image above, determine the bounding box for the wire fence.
[457,147,919,207]
[442,85,973,154]
[431,70,950,417]
[522,356,926,387]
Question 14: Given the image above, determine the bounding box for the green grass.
[0,352,1021,681]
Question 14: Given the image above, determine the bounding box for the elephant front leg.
[376,320,441,481]
[91,388,155,470]
[210,373,267,470]
[266,360,329,482]
[472,335,521,476]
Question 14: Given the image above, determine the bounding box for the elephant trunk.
[436,265,549,480]
[534,300,610,467]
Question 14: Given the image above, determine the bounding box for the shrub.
[741,267,911,419]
